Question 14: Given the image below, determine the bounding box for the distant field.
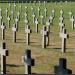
[0,2,75,74]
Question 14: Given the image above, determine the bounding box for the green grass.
[0,2,75,74]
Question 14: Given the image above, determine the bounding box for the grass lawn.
[0,2,75,74]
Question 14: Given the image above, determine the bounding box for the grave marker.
[5,8,8,18]
[17,11,20,20]
[24,17,29,25]
[46,20,51,33]
[49,16,53,25]
[7,16,10,28]
[35,18,38,33]
[52,9,55,18]
[12,24,17,43]
[39,1,41,6]
[44,7,47,17]
[69,11,72,20]
[59,16,64,23]
[41,26,47,48]
[25,6,27,12]
[1,22,6,40]
[25,25,31,45]
[22,49,34,74]
[59,22,65,33]
[31,7,34,14]
[14,3,16,11]
[32,12,36,24]
[54,58,72,74]
[9,3,11,10]
[60,9,64,17]
[40,14,44,25]
[44,1,46,6]
[24,12,28,19]
[60,28,69,53]
[38,7,40,16]
[11,10,14,19]
[19,5,22,12]
[0,42,8,74]
[15,17,19,31]
[0,8,1,15]
[0,15,2,25]
[70,16,75,29]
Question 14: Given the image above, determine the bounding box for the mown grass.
[0,2,75,74]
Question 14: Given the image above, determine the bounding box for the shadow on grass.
[6,64,23,67]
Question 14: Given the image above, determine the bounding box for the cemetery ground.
[0,2,75,74]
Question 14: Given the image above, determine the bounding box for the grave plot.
[0,1,75,74]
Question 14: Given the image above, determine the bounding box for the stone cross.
[60,28,69,53]
[52,9,55,18]
[25,6,27,12]
[24,12,28,19]
[17,11,20,20]
[25,25,31,45]
[31,7,34,14]
[60,9,64,17]
[41,26,47,48]
[0,42,8,74]
[49,16,53,25]
[22,49,34,74]
[59,16,64,23]
[54,58,72,74]
[11,10,14,19]
[69,11,72,20]
[39,1,41,6]
[5,8,8,18]
[46,20,51,33]
[1,22,6,40]
[14,3,16,11]
[0,15,2,25]
[59,22,65,33]
[32,12,36,24]
[15,17,19,31]
[44,7,47,17]
[7,16,10,28]
[19,5,22,12]
[40,14,44,25]
[38,7,40,16]
[44,1,46,6]
[70,16,75,29]
[35,18,38,33]
[24,17,29,25]
[9,3,11,10]
[0,8,2,16]
[12,24,17,43]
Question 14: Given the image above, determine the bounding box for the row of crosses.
[0,47,72,74]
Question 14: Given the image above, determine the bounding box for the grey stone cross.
[22,49,34,74]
